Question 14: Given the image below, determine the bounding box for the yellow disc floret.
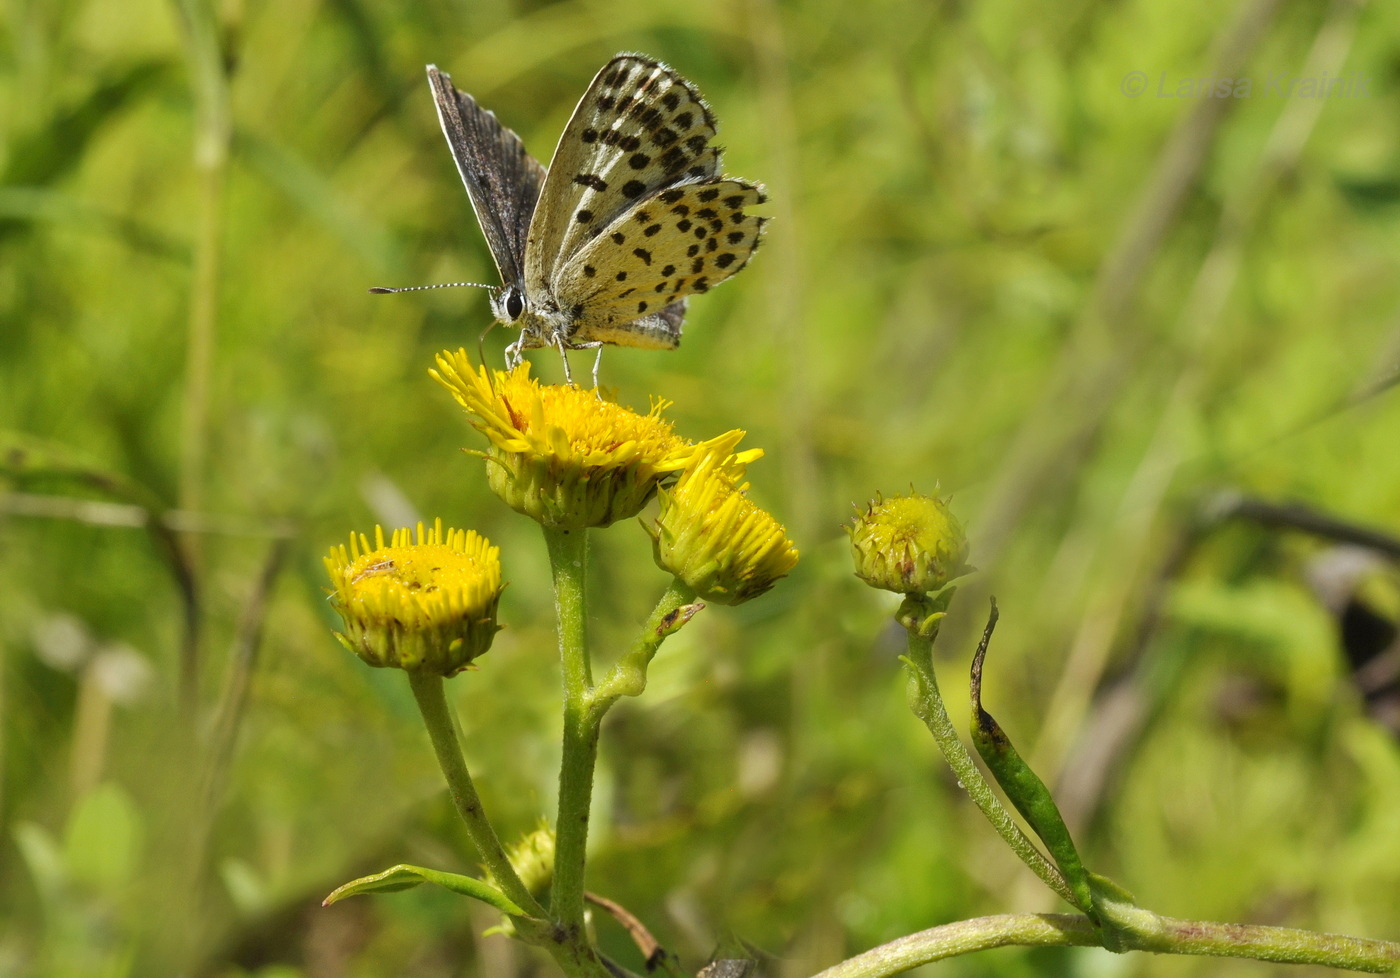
[324,519,504,676]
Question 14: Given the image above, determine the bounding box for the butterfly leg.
[552,334,576,386]
[505,334,526,370]
[590,347,604,390]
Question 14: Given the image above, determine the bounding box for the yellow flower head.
[432,350,729,529]
[646,431,799,605]
[848,492,971,595]
[324,519,504,676]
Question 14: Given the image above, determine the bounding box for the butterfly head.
[490,284,527,324]
[493,286,573,358]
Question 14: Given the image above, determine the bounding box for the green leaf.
[968,600,1095,915]
[64,782,143,892]
[322,863,526,916]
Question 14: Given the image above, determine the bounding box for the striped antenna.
[368,281,496,294]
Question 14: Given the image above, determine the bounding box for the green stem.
[406,671,545,919]
[172,0,231,721]
[543,526,596,936]
[903,627,1077,907]
[589,579,697,720]
[1145,913,1400,972]
[808,913,1097,977]
[806,911,1400,978]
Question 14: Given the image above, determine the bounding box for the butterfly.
[377,54,768,386]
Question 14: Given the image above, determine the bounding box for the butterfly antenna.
[368,281,496,294]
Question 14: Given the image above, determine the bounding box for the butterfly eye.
[504,288,525,321]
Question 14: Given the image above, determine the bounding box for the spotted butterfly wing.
[556,180,766,344]
[524,54,766,349]
[427,65,545,294]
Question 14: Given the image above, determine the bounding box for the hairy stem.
[589,579,697,719]
[406,671,545,918]
[1145,913,1400,972]
[903,626,1077,907]
[807,910,1400,978]
[544,526,597,937]
[809,913,1097,977]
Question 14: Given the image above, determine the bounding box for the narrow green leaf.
[0,430,167,513]
[968,600,1095,915]
[322,863,526,916]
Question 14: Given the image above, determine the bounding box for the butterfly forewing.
[557,179,767,330]
[525,54,724,295]
[428,65,546,289]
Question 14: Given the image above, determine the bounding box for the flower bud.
[848,492,971,595]
[646,433,798,605]
[499,824,555,897]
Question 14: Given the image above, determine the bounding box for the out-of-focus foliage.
[3,0,1400,976]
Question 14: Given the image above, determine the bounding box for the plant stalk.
[543,526,598,938]
[903,625,1077,907]
[406,671,545,919]
[588,579,696,719]
[807,910,1400,978]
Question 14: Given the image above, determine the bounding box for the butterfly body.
[427,54,767,379]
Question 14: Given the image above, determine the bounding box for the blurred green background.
[4,0,1400,975]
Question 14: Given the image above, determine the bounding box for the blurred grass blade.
[969,600,1095,915]
[0,187,188,260]
[322,863,525,916]
[236,129,395,269]
[2,60,170,188]
[2,430,201,710]
[1,430,170,512]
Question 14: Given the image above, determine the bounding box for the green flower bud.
[847,492,971,595]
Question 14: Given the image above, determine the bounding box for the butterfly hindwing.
[525,54,724,296]
[574,299,688,350]
[556,178,767,343]
[428,65,546,290]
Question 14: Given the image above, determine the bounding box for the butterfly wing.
[553,179,767,347]
[427,65,546,290]
[523,54,725,298]
[576,299,689,350]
